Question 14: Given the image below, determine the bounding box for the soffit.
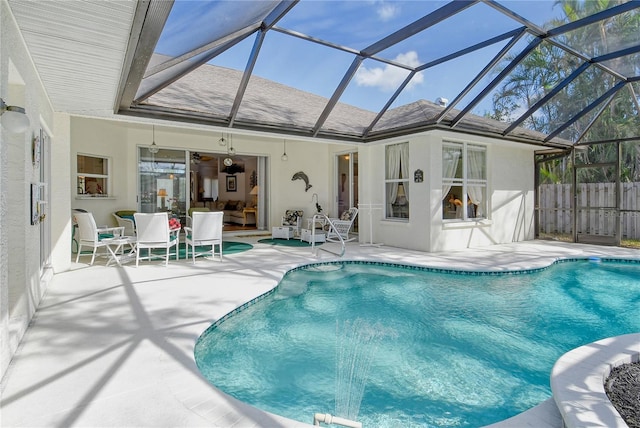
[7,0,136,114]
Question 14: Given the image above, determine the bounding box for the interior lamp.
[0,98,30,133]
[250,185,259,207]
[157,188,168,210]
[281,139,288,161]
[396,183,407,205]
[149,125,160,154]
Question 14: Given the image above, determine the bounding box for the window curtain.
[442,146,460,200]
[386,144,402,216]
[400,143,410,202]
[467,148,485,217]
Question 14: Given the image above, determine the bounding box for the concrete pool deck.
[1,239,638,427]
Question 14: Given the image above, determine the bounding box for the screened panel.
[536,151,574,240]
[456,36,533,120]
[276,1,444,49]
[120,0,640,146]
[544,67,614,137]
[573,86,640,143]
[371,40,510,133]
[552,8,640,60]
[154,1,278,58]
[145,58,243,118]
[377,2,515,64]
[574,143,618,165]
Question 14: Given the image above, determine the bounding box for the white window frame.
[77,153,110,198]
[442,141,487,221]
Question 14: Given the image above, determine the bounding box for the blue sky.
[156,1,567,116]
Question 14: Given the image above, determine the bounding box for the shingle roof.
[143,58,569,147]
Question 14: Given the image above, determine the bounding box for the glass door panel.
[336,152,358,231]
[139,147,187,226]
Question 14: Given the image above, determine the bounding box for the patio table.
[102,236,137,266]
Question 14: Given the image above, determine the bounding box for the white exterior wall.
[1,0,57,379]
[431,135,536,251]
[69,117,350,230]
[368,131,536,252]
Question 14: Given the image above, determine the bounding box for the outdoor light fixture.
[224,134,234,167]
[149,125,159,154]
[227,134,236,156]
[0,98,30,133]
[281,139,288,161]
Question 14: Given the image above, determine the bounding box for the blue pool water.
[194,260,640,427]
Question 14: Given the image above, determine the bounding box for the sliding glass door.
[336,151,358,230]
[138,147,187,225]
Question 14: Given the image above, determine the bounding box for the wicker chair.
[112,210,136,236]
[326,207,358,242]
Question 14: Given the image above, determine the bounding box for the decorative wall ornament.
[226,176,237,192]
[292,171,312,192]
[32,133,41,167]
[31,182,46,225]
[414,169,424,183]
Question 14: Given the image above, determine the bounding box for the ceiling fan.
[191,152,215,164]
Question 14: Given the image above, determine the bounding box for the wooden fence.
[538,182,640,239]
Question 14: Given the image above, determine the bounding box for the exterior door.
[336,152,358,230]
[574,162,620,246]
[39,128,51,273]
[138,147,188,225]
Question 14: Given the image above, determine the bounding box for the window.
[385,142,409,220]
[442,142,486,220]
[77,154,109,197]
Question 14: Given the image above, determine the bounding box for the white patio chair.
[184,211,223,263]
[326,207,358,242]
[134,212,179,266]
[112,210,136,236]
[74,212,124,265]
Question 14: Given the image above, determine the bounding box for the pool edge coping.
[551,332,640,428]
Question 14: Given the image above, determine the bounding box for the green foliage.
[494,1,640,184]
[491,0,640,144]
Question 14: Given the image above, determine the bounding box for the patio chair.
[184,211,223,263]
[185,207,211,228]
[74,212,124,265]
[326,207,358,242]
[112,210,136,236]
[134,212,179,266]
[281,209,304,237]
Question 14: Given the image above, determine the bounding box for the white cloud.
[377,2,399,21]
[355,51,424,91]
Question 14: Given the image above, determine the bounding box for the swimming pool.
[194,259,640,427]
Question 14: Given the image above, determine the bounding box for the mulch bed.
[605,361,640,427]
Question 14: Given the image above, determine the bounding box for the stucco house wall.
[365,131,536,252]
[69,117,351,232]
[1,0,58,378]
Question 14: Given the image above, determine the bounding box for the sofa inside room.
[192,200,255,225]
